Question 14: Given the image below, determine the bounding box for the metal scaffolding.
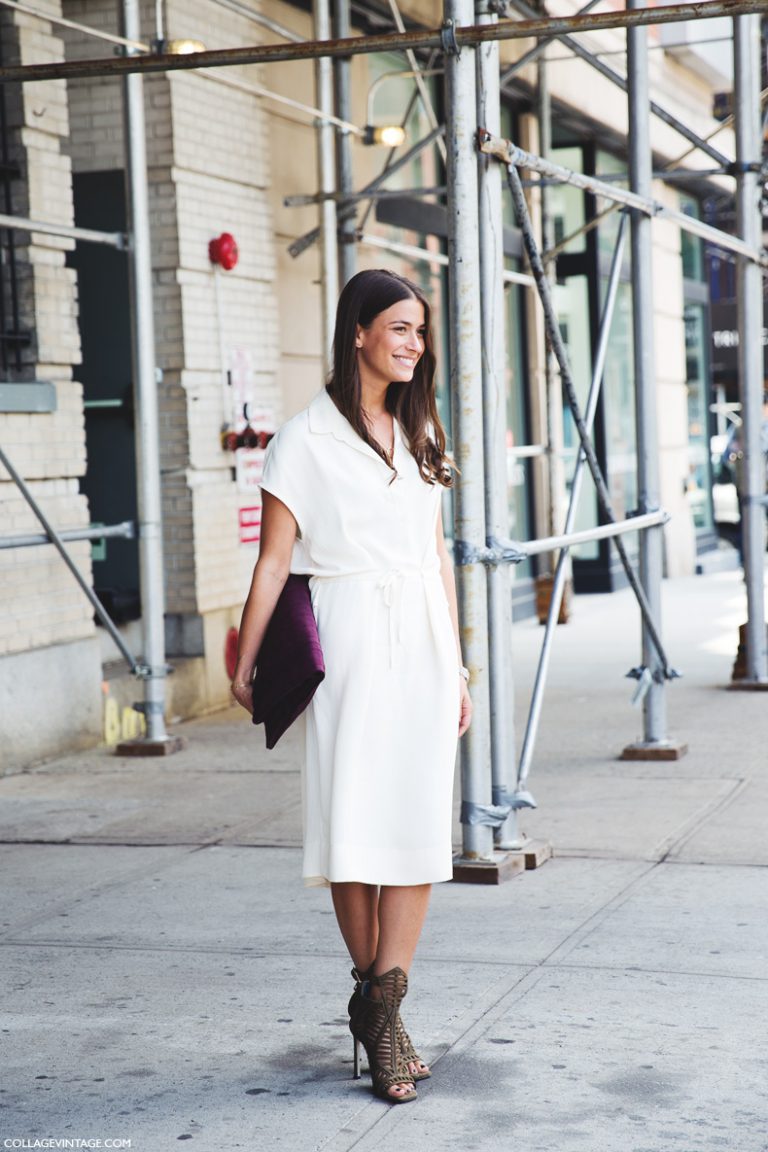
[0,0,765,840]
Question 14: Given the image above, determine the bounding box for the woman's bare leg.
[330,882,431,976]
[373,884,432,1080]
[331,882,379,972]
[332,882,432,1096]
[374,884,431,974]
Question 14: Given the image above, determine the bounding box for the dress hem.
[302,869,454,889]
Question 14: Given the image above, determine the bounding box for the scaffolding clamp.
[727,160,764,176]
[626,663,683,691]
[460,800,512,828]
[493,785,538,811]
[132,700,166,716]
[440,18,461,57]
[454,536,528,566]
[477,0,511,16]
[131,663,175,682]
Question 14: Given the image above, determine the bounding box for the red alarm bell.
[209,232,239,271]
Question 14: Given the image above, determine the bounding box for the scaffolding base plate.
[521,839,553,869]
[620,740,688,761]
[452,851,526,885]
[115,735,187,757]
[494,838,554,869]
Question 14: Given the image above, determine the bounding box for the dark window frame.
[0,19,32,379]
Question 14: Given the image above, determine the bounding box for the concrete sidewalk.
[2,565,767,1152]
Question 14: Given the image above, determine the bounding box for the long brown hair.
[326,268,454,487]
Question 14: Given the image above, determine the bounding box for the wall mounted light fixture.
[361,68,443,148]
[362,124,406,147]
[152,37,207,54]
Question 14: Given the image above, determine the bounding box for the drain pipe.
[121,0,180,753]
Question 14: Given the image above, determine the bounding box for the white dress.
[260,388,459,887]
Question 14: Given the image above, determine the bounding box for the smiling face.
[354,296,426,391]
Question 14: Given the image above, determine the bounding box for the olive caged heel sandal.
[349,967,418,1103]
[349,966,431,1081]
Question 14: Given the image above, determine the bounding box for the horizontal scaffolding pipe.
[480,132,768,267]
[1,0,766,83]
[285,185,446,206]
[358,231,536,286]
[0,212,125,248]
[458,508,669,565]
[518,509,669,559]
[0,520,135,550]
[507,443,547,457]
[521,166,730,188]
[0,442,140,672]
[289,123,445,259]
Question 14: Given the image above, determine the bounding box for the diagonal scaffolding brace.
[515,209,630,806]
[0,443,142,674]
[288,123,445,258]
[498,147,678,683]
[505,0,733,168]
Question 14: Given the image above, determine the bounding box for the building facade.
[0,0,743,770]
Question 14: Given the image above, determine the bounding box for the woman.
[231,269,472,1104]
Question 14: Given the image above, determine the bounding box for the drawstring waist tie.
[309,567,444,670]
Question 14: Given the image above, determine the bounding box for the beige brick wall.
[0,5,92,665]
[0,485,92,657]
[162,0,281,617]
[61,0,281,629]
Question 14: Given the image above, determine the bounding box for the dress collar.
[308,387,400,467]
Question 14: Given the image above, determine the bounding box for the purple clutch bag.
[251,574,325,749]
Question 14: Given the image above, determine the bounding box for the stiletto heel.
[352,1037,361,1080]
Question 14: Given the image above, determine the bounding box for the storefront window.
[680,194,714,536]
[685,301,714,530]
[550,147,586,254]
[681,203,704,282]
[556,274,598,559]
[505,263,533,579]
[602,281,637,524]
[596,151,637,532]
[550,145,638,584]
[595,150,628,260]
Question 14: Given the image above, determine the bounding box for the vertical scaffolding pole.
[537,42,568,588]
[475,0,518,849]
[626,0,668,748]
[734,13,768,684]
[121,0,172,750]
[333,0,356,287]
[445,0,495,870]
[313,0,338,368]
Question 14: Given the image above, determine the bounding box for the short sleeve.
[260,426,306,534]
